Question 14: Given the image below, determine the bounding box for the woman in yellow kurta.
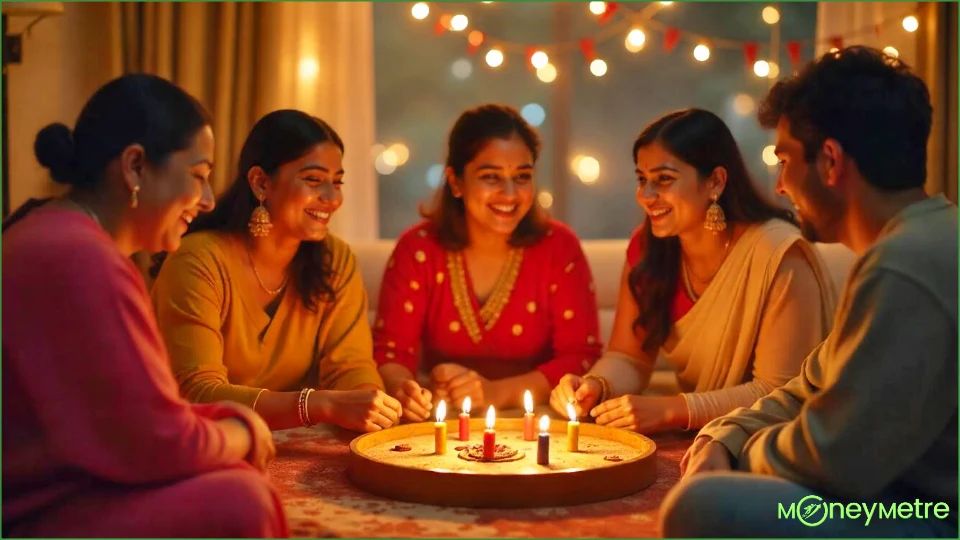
[152,110,401,433]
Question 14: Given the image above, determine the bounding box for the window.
[374,2,817,239]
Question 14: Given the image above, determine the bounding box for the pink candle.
[483,405,496,460]
[459,397,471,441]
[522,390,535,441]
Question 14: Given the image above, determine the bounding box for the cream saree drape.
[665,220,838,395]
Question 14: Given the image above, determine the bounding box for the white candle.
[434,400,447,455]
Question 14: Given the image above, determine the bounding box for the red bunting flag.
[786,41,802,66]
[663,27,681,53]
[598,2,619,24]
[579,38,596,61]
[874,23,882,38]
[829,36,844,50]
[743,42,758,66]
[433,19,446,36]
[525,46,536,71]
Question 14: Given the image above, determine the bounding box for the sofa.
[352,238,857,391]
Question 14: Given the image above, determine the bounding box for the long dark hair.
[421,103,549,251]
[152,110,343,311]
[4,74,210,232]
[629,108,796,353]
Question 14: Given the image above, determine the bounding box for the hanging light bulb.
[762,6,780,25]
[902,15,919,32]
[753,60,771,77]
[589,2,607,15]
[411,3,430,20]
[531,51,549,69]
[693,44,710,62]
[766,61,780,79]
[589,59,608,77]
[625,28,646,52]
[762,145,778,166]
[485,49,504,68]
[537,64,557,83]
[659,1,674,5]
[450,14,468,31]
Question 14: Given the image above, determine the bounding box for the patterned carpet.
[270,425,694,538]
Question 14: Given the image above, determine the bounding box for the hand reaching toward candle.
[430,363,491,408]
[390,379,433,422]
[679,436,733,479]
[589,395,689,434]
[311,388,403,432]
[549,374,602,418]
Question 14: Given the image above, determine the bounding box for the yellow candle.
[434,400,447,455]
[566,402,579,452]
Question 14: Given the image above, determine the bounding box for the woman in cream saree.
[549,109,837,433]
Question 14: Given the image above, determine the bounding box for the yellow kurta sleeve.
[152,242,265,407]
[317,236,385,391]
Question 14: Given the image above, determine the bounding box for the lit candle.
[434,400,447,455]
[522,390,536,441]
[566,403,580,452]
[459,396,471,441]
[537,415,550,465]
[483,405,496,460]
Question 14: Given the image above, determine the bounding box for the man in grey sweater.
[660,46,957,537]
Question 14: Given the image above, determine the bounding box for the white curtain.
[254,2,379,241]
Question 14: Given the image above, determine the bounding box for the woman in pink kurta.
[375,104,602,421]
[2,74,286,537]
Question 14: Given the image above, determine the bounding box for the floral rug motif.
[270,426,693,538]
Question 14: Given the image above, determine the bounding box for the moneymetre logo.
[778,495,951,528]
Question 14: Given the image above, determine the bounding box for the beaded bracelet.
[298,388,316,427]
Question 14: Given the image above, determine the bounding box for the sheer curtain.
[816,2,957,202]
[114,1,379,240]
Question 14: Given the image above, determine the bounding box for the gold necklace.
[245,244,288,296]
[681,230,733,300]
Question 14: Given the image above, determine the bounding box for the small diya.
[458,443,525,463]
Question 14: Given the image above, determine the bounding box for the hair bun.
[34,123,77,185]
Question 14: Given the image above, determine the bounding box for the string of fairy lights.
[372,2,922,200]
[409,1,920,82]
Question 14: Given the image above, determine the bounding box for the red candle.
[459,396,471,441]
[483,405,496,460]
[522,390,535,441]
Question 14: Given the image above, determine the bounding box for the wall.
[6,3,118,210]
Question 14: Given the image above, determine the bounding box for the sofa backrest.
[351,238,857,350]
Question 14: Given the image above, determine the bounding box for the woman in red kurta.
[375,104,602,421]
[2,75,286,537]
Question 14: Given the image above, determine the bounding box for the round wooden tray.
[348,418,657,508]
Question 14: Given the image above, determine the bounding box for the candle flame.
[566,402,577,422]
[539,415,550,432]
[485,405,496,429]
[436,400,446,422]
[462,396,471,414]
[523,390,533,413]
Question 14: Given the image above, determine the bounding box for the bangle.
[297,388,316,427]
[583,374,611,404]
[252,389,267,412]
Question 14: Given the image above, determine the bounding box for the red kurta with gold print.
[373,220,602,386]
